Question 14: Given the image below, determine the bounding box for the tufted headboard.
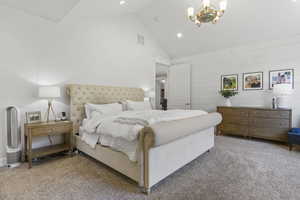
[66,84,144,134]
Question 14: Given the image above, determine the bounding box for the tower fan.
[6,106,21,168]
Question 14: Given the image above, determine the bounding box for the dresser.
[217,107,292,143]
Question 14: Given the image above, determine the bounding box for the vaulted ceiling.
[1,0,300,58]
[138,0,300,58]
[0,0,80,21]
[0,0,152,21]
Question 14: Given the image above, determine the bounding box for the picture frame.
[221,74,238,91]
[243,72,264,91]
[26,111,42,124]
[269,69,294,89]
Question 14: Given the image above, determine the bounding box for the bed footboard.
[139,113,222,194]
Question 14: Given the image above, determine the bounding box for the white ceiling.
[138,0,300,58]
[68,0,152,18]
[0,0,152,21]
[1,0,300,58]
[0,0,80,22]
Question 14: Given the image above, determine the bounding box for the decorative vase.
[225,98,232,107]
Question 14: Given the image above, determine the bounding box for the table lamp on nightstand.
[39,86,61,122]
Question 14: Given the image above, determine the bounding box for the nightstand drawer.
[31,125,71,136]
[31,127,54,136]
[53,125,72,134]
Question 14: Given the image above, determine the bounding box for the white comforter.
[81,109,207,161]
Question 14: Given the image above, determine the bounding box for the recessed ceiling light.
[177,33,183,39]
[120,0,126,5]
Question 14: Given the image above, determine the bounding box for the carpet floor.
[1,136,300,200]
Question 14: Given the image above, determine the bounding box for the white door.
[168,64,191,110]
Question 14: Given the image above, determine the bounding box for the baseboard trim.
[0,156,7,167]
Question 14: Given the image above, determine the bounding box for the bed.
[66,84,222,194]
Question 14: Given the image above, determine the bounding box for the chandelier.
[187,0,227,27]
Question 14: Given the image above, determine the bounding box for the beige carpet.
[1,136,300,200]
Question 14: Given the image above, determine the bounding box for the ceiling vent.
[137,34,145,46]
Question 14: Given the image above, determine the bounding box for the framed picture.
[243,72,264,90]
[221,74,238,91]
[269,69,294,89]
[26,111,42,124]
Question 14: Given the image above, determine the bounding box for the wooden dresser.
[217,106,292,143]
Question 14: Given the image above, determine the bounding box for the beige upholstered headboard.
[66,84,144,134]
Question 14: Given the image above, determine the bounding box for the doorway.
[155,63,169,110]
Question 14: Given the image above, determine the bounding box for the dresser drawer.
[31,125,71,136]
[220,124,248,137]
[219,108,248,117]
[249,110,290,119]
[223,116,248,126]
[249,128,288,142]
[249,118,290,128]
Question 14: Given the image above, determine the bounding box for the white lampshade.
[187,7,194,17]
[219,0,227,11]
[203,0,210,7]
[273,84,293,96]
[39,86,61,98]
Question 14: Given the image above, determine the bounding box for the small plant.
[219,90,238,99]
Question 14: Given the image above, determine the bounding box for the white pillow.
[126,100,152,111]
[118,101,128,111]
[85,103,123,118]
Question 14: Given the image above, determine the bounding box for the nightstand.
[25,121,73,168]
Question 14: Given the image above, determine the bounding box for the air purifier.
[6,106,21,168]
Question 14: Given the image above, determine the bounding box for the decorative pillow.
[85,103,123,118]
[126,100,152,111]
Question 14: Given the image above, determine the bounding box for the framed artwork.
[26,111,42,124]
[243,72,264,90]
[269,69,294,89]
[221,74,238,91]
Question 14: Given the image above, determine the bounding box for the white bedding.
[80,109,208,161]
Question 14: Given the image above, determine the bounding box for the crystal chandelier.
[187,0,227,27]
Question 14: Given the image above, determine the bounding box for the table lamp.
[273,84,293,109]
[39,86,61,122]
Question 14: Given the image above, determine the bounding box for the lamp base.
[46,100,56,122]
[224,98,232,107]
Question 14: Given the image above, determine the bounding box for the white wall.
[0,5,169,165]
[173,37,300,127]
